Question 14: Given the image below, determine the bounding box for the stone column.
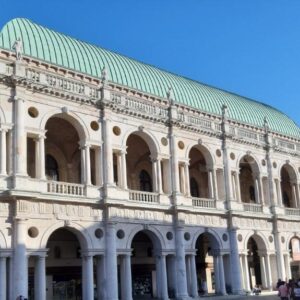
[0,129,7,175]
[103,116,114,186]
[185,256,191,295]
[274,231,286,280]
[213,255,220,293]
[7,129,13,175]
[208,169,214,199]
[212,168,218,200]
[82,254,94,300]
[95,146,102,186]
[184,162,190,197]
[105,223,118,300]
[121,254,132,300]
[152,158,158,192]
[34,255,46,300]
[217,254,226,295]
[259,255,267,289]
[160,254,169,300]
[121,150,127,189]
[13,218,28,299]
[175,226,188,299]
[243,254,251,291]
[276,180,283,206]
[85,144,91,185]
[170,133,180,194]
[179,163,185,194]
[239,255,245,289]
[229,229,243,294]
[157,159,163,193]
[190,254,198,298]
[292,184,298,208]
[265,254,273,290]
[284,253,292,280]
[155,255,162,299]
[236,172,242,202]
[117,152,122,187]
[14,95,27,175]
[36,135,46,180]
[80,145,86,184]
[96,255,105,300]
[255,177,260,203]
[0,256,6,300]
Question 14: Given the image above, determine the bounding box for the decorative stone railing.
[25,68,99,99]
[285,208,300,216]
[111,93,168,120]
[47,181,84,196]
[129,190,159,203]
[192,197,216,208]
[243,203,263,213]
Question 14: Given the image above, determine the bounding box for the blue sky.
[1,0,300,126]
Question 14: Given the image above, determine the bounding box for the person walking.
[278,281,289,300]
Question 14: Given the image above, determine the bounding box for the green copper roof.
[1,18,299,138]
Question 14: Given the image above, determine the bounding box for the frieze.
[108,207,172,223]
[16,200,103,220]
[277,220,300,231]
[232,217,272,230]
[180,213,227,227]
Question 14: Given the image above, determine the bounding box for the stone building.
[0,18,299,300]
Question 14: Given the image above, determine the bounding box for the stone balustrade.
[192,197,216,208]
[243,203,263,213]
[129,190,159,203]
[47,181,84,196]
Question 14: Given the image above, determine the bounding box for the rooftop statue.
[12,38,23,61]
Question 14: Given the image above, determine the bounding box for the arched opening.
[195,232,226,295]
[130,230,167,299]
[45,116,82,183]
[289,237,300,279]
[244,234,269,291]
[44,228,84,299]
[280,165,297,208]
[188,146,210,198]
[126,134,153,192]
[247,237,261,289]
[239,155,260,203]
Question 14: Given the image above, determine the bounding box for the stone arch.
[244,231,268,251]
[192,228,222,250]
[0,230,7,248]
[40,109,89,141]
[186,142,215,167]
[40,220,93,250]
[123,128,160,157]
[237,153,261,174]
[280,162,298,182]
[286,233,300,252]
[126,224,166,250]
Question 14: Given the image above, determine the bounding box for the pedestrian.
[293,281,300,300]
[278,281,289,300]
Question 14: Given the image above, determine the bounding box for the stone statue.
[222,104,228,120]
[12,38,23,61]
[101,66,108,85]
[263,116,269,132]
[167,87,175,105]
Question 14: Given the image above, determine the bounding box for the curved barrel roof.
[0,18,299,137]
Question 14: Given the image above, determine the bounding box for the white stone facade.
[0,49,299,300]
